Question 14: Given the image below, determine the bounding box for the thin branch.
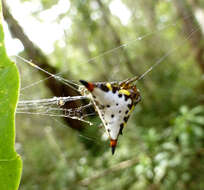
[96,0,138,75]
[79,157,138,186]
[173,0,204,73]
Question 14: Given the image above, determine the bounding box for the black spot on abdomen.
[124,116,130,123]
[128,103,133,110]
[112,86,118,93]
[125,95,129,101]
[100,84,109,92]
[119,123,124,135]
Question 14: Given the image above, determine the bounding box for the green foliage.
[0,3,22,190]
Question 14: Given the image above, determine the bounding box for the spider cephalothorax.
[80,80,141,154]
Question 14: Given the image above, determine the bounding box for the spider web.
[17,96,94,125]
[15,14,200,134]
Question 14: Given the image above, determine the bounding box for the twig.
[79,157,138,186]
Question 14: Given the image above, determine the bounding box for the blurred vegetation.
[3,0,204,189]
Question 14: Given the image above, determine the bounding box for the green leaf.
[0,3,22,190]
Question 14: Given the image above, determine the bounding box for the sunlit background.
[3,0,204,189]
[4,0,132,55]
